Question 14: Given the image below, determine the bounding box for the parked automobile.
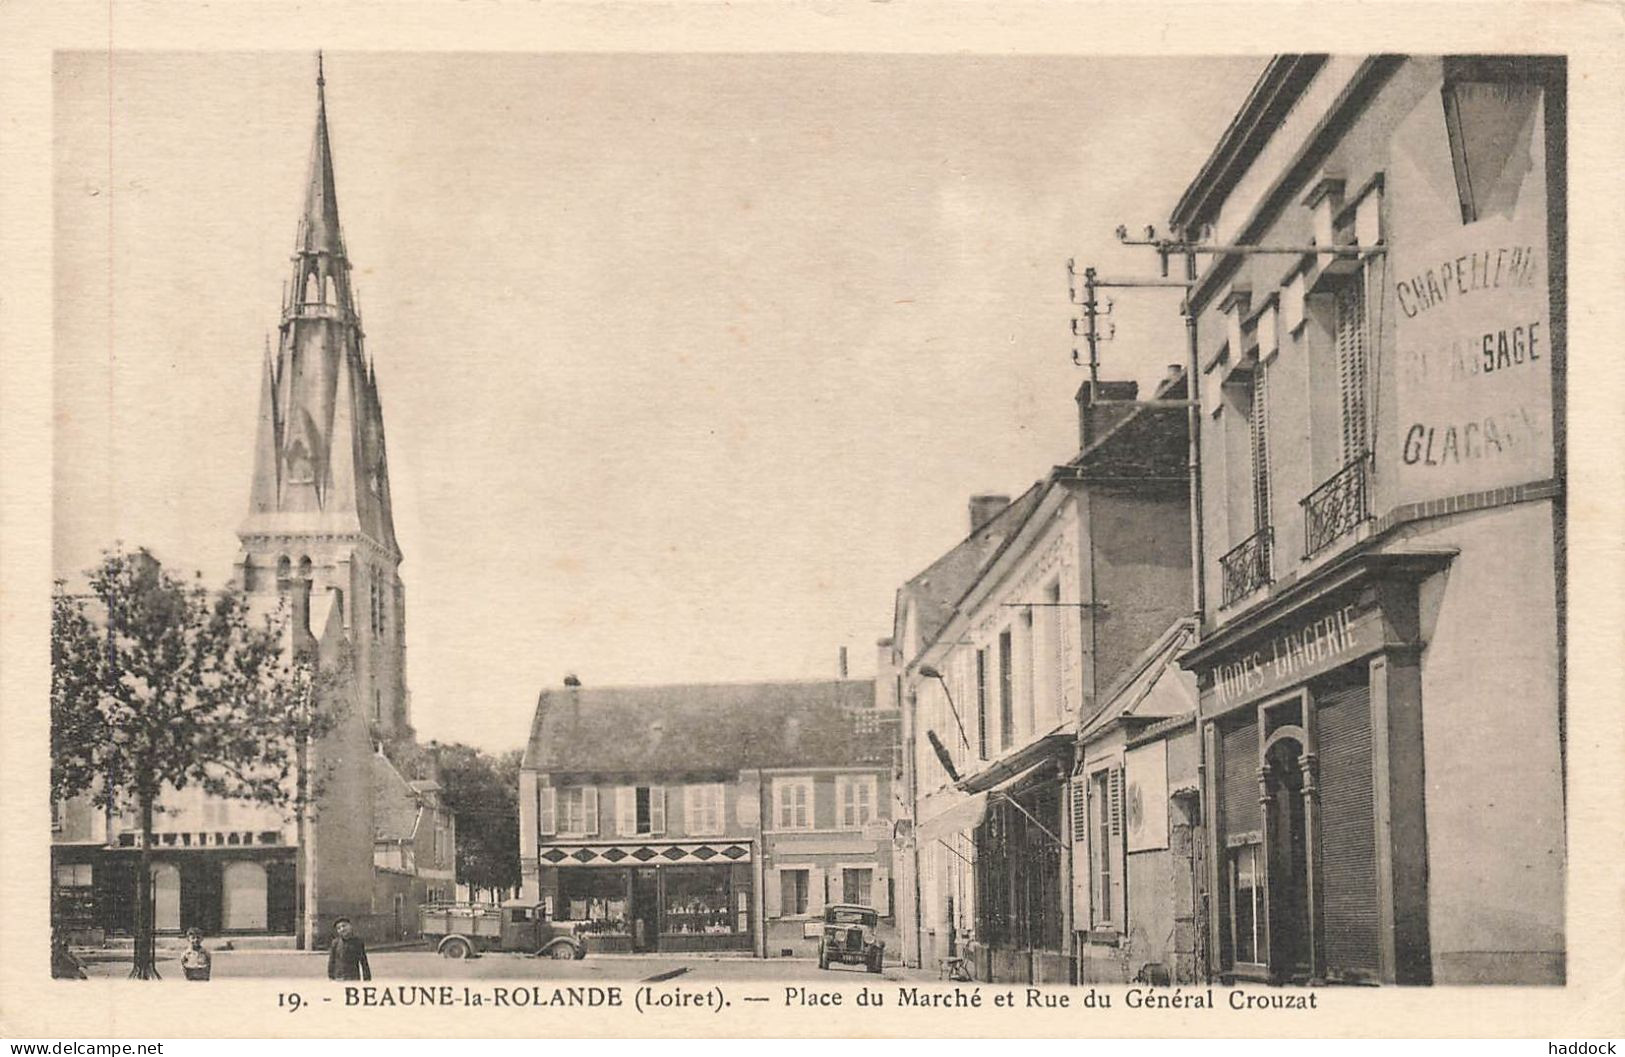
[420,899,586,960]
[817,903,884,973]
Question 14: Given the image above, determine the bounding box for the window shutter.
[765,868,783,919]
[1071,783,1092,926]
[616,787,635,836]
[1251,363,1271,532]
[1109,767,1123,837]
[1113,765,1128,928]
[583,786,599,836]
[873,868,891,916]
[538,785,555,836]
[650,786,666,835]
[1336,281,1369,463]
[807,866,826,915]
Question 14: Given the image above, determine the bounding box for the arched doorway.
[150,863,181,933]
[223,861,269,931]
[1263,735,1311,983]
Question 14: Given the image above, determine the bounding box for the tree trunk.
[130,791,159,979]
[295,733,309,950]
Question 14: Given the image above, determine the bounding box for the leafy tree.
[419,742,523,901]
[51,547,329,977]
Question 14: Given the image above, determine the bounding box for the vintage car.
[817,903,884,973]
[420,898,587,960]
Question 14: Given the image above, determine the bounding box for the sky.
[53,52,1266,753]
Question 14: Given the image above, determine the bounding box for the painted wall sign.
[1206,602,1382,709]
[1389,79,1552,504]
[1125,741,1169,853]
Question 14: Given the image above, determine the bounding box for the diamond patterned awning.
[535,841,752,867]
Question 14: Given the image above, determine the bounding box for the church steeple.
[297,52,347,265]
[239,54,410,739]
[242,53,394,534]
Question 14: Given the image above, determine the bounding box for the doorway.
[1265,737,1311,982]
[631,868,660,952]
[150,863,181,933]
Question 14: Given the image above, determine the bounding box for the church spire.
[297,52,345,261]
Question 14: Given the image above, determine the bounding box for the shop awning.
[986,757,1061,799]
[916,791,990,844]
[955,728,1071,795]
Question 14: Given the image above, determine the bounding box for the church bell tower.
[237,55,411,743]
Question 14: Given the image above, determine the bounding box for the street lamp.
[917,665,971,753]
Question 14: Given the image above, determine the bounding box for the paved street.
[80,947,938,984]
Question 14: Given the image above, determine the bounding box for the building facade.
[1072,618,1204,984]
[518,680,898,957]
[1172,55,1565,985]
[899,380,1193,984]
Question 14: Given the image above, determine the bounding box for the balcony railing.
[1220,526,1273,608]
[1301,453,1372,558]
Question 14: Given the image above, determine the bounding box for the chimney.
[838,646,849,679]
[874,637,898,711]
[1075,378,1140,450]
[968,494,1011,534]
[563,674,581,688]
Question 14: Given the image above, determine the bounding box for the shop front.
[539,841,755,954]
[1184,550,1449,986]
[963,748,1071,984]
[81,847,298,937]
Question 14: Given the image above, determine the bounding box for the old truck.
[419,899,587,960]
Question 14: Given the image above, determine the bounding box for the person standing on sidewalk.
[327,917,372,981]
[180,928,212,981]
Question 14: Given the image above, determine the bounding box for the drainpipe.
[908,687,924,969]
[756,768,768,959]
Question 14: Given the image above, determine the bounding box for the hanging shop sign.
[1388,77,1552,505]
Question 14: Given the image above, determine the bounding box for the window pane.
[1233,845,1261,965]
[781,870,808,917]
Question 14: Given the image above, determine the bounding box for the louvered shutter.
[765,868,783,919]
[583,787,599,836]
[538,786,556,836]
[1109,766,1126,930]
[1251,363,1272,532]
[615,787,635,836]
[1109,767,1123,836]
[1072,777,1092,927]
[807,866,826,915]
[1070,776,1088,843]
[1317,683,1380,979]
[1336,282,1369,463]
[650,786,666,835]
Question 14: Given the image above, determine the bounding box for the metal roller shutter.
[1316,682,1380,979]
[1221,719,1260,836]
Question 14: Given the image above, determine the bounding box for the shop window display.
[663,866,736,935]
[558,869,629,936]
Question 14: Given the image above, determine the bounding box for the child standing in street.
[180,928,212,981]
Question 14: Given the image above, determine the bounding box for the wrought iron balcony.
[1301,453,1372,558]
[1220,527,1273,608]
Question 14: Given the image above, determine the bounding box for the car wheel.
[440,937,472,960]
[867,952,882,974]
[545,942,578,960]
[818,947,829,970]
